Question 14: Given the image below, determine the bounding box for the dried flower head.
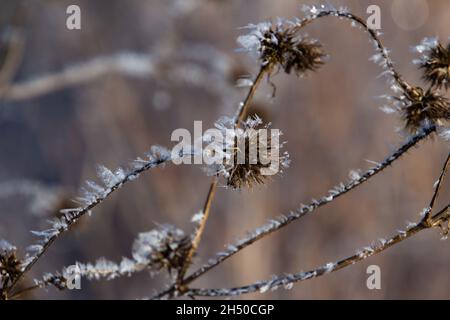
[205,116,290,189]
[414,37,450,90]
[132,225,190,275]
[0,240,21,290]
[238,21,326,76]
[398,86,450,131]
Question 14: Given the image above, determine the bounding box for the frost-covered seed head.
[397,87,450,132]
[238,21,326,76]
[132,225,190,274]
[207,115,290,189]
[415,38,450,90]
[0,241,21,290]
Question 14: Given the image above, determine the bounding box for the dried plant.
[1,3,450,300]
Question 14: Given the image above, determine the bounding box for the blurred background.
[0,0,449,299]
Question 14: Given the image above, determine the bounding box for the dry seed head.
[238,21,326,76]
[399,87,450,131]
[208,116,289,189]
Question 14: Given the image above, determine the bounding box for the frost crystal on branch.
[191,211,204,224]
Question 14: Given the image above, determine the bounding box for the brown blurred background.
[0,0,449,299]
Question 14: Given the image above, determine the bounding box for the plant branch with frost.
[185,204,450,297]
[4,146,174,297]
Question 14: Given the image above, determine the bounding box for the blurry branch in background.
[187,205,450,297]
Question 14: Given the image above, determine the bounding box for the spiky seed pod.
[207,116,290,189]
[132,225,191,275]
[0,242,21,289]
[417,41,450,90]
[238,21,326,76]
[260,29,325,76]
[399,87,450,131]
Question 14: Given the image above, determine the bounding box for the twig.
[185,204,450,297]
